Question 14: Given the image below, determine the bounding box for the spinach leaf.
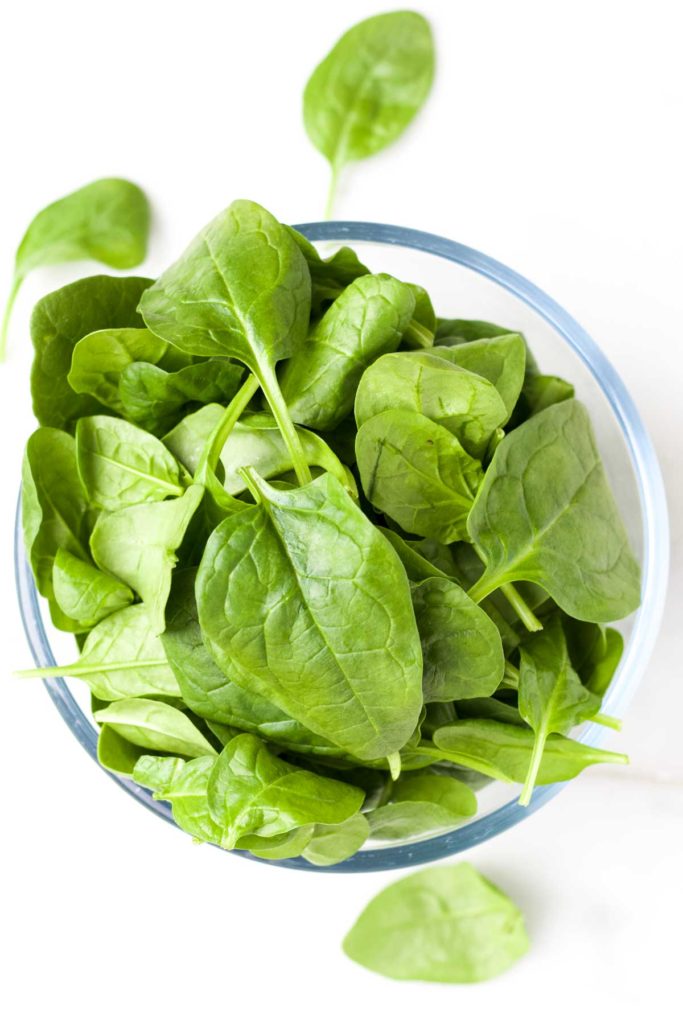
[411,577,504,701]
[430,334,527,421]
[303,11,434,216]
[76,415,187,510]
[280,274,415,431]
[138,199,313,484]
[197,469,423,762]
[207,734,365,847]
[22,427,93,629]
[455,697,525,726]
[31,275,152,431]
[90,484,203,631]
[301,815,370,866]
[2,178,150,359]
[467,400,641,621]
[355,350,507,458]
[118,359,244,434]
[162,569,341,756]
[562,616,624,697]
[517,614,601,804]
[343,862,529,982]
[94,697,216,758]
[162,404,224,475]
[16,605,181,700]
[356,409,482,543]
[379,527,451,583]
[52,549,133,629]
[401,284,436,349]
[366,773,476,840]
[68,327,168,413]
[236,825,317,861]
[287,228,369,313]
[518,373,574,418]
[430,719,628,784]
[97,724,148,777]
[435,318,515,344]
[133,754,222,843]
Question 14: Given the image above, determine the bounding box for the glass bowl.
[15,220,669,872]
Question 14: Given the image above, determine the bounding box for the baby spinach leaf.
[94,697,216,758]
[366,773,476,840]
[401,284,436,349]
[68,327,168,413]
[90,484,203,631]
[430,334,527,421]
[379,527,451,584]
[355,350,507,458]
[287,228,369,313]
[412,577,504,701]
[2,178,150,359]
[517,614,602,804]
[118,359,244,435]
[31,275,152,431]
[22,427,93,628]
[303,11,435,216]
[518,373,574,418]
[356,409,482,543]
[207,734,365,847]
[163,569,341,756]
[76,416,186,510]
[17,604,181,700]
[133,754,221,844]
[455,697,524,726]
[280,274,416,431]
[430,719,628,784]
[301,815,370,866]
[52,549,133,629]
[197,469,423,762]
[467,400,641,621]
[236,825,317,861]
[343,862,529,982]
[162,404,225,475]
[97,724,148,777]
[562,616,624,697]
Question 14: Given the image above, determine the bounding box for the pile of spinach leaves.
[18,195,639,866]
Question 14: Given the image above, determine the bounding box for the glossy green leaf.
[355,350,507,458]
[118,358,244,434]
[236,825,316,861]
[162,404,225,475]
[94,698,216,758]
[68,327,168,413]
[97,724,147,777]
[301,815,370,866]
[207,734,365,847]
[280,274,415,431]
[52,549,133,629]
[412,577,504,701]
[366,773,476,840]
[467,400,641,621]
[197,470,423,761]
[401,284,436,349]
[133,754,221,844]
[356,409,482,543]
[30,275,151,431]
[562,616,624,697]
[343,862,529,982]
[435,318,515,344]
[287,229,369,313]
[430,334,527,420]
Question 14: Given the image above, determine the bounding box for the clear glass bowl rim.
[15,219,670,873]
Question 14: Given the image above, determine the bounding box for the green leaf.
[562,616,624,697]
[97,724,148,777]
[161,404,225,475]
[287,229,369,314]
[435,318,518,344]
[16,604,180,700]
[301,815,370,866]
[133,754,221,844]
[366,773,476,840]
[76,415,186,510]
[207,734,365,847]
[430,334,527,421]
[342,863,529,982]
[517,614,602,804]
[30,275,152,431]
[401,284,436,349]
[162,568,341,756]
[68,327,168,413]
[280,274,416,431]
[411,577,504,701]
[356,409,482,543]
[2,179,150,359]
[90,484,203,632]
[197,470,423,762]
[355,350,507,459]
[52,549,133,629]
[118,358,244,434]
[94,698,216,758]
[431,719,628,784]
[303,11,435,216]
[518,374,574,419]
[467,400,641,621]
[236,825,316,861]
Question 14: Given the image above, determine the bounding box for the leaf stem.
[519,732,545,806]
[0,272,22,362]
[590,711,622,732]
[196,372,260,481]
[469,545,543,632]
[403,319,434,348]
[257,362,312,487]
[324,165,340,221]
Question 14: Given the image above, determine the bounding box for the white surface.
[1,1,681,1021]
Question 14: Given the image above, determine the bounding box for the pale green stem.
[590,711,622,732]
[469,544,543,632]
[0,273,23,361]
[257,362,312,486]
[195,373,260,483]
[15,660,165,679]
[519,732,545,806]
[403,320,435,349]
[324,165,340,221]
[387,751,401,780]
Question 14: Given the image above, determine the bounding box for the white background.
[1,1,681,1021]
